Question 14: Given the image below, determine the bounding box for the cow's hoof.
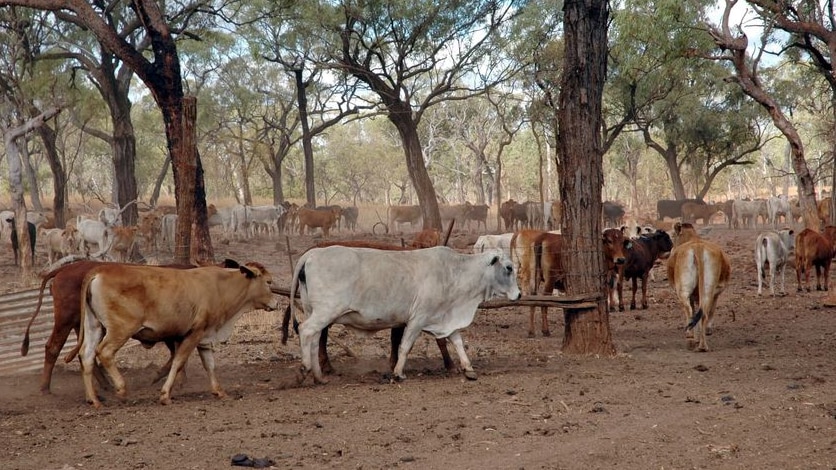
[618,306,624,312]
[295,367,309,384]
[629,304,636,310]
[641,305,648,310]
[464,370,478,381]
[313,375,330,385]
[527,332,535,338]
[542,330,551,337]
[159,395,172,406]
[213,390,227,399]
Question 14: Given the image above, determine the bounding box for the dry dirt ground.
[2,224,836,470]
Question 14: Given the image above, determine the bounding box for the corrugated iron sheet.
[0,288,70,376]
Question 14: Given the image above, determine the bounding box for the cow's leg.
[392,324,423,381]
[639,274,649,309]
[447,331,476,380]
[389,326,404,372]
[40,319,75,394]
[159,334,201,405]
[79,318,105,408]
[527,306,537,338]
[816,265,824,291]
[298,320,328,384]
[757,258,765,295]
[778,264,786,295]
[630,277,639,310]
[539,306,550,337]
[196,343,225,399]
[96,331,130,400]
[319,326,334,375]
[614,271,624,312]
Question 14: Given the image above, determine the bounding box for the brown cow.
[602,228,630,311]
[107,226,139,262]
[138,211,162,253]
[281,240,454,375]
[69,261,277,407]
[667,222,731,351]
[464,204,489,232]
[410,229,441,248]
[297,207,339,237]
[20,259,220,394]
[681,202,723,226]
[794,226,836,292]
[510,230,547,337]
[387,205,422,233]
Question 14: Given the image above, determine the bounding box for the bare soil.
[2,225,836,470]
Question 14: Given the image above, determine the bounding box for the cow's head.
[602,228,629,266]
[487,249,521,301]
[651,229,674,256]
[239,261,278,312]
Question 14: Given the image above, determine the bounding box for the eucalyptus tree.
[0,7,68,220]
[557,0,612,355]
[310,0,527,230]
[704,0,819,229]
[0,0,224,263]
[723,0,836,225]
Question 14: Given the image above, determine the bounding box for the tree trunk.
[4,133,32,275]
[293,69,316,207]
[236,121,253,206]
[20,139,43,210]
[150,154,171,208]
[112,115,139,226]
[557,0,615,356]
[391,112,441,230]
[35,122,67,228]
[191,145,214,264]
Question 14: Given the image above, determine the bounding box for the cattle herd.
[8,194,836,408]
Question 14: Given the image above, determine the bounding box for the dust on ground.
[2,226,835,470]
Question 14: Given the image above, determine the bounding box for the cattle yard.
[2,217,836,469]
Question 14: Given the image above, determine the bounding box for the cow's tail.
[282,252,308,345]
[21,264,65,356]
[686,308,703,331]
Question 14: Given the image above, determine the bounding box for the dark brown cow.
[681,202,723,226]
[464,204,489,232]
[616,229,673,310]
[500,199,528,231]
[602,201,625,227]
[20,260,198,394]
[297,207,339,236]
[280,240,454,374]
[657,199,704,220]
[387,205,422,233]
[342,206,359,231]
[795,226,836,292]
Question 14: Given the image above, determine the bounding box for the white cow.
[290,246,521,384]
[755,229,795,296]
[472,233,514,257]
[76,219,110,257]
[41,227,80,264]
[767,195,791,228]
[245,205,286,238]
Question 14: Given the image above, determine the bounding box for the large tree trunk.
[35,123,67,228]
[112,114,139,226]
[391,112,441,230]
[557,0,615,356]
[20,139,43,211]
[293,68,316,207]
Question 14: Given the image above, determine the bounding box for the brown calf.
[794,226,836,292]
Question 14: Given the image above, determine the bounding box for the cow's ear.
[239,264,257,278]
[222,259,240,269]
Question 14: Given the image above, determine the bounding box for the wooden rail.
[271,286,602,310]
